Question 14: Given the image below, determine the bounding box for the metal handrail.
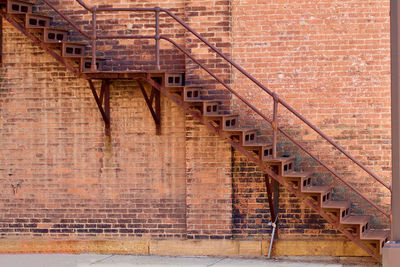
[39,0,391,217]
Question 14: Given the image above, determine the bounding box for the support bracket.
[137,79,161,135]
[88,79,110,131]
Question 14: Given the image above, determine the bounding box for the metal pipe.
[272,94,278,159]
[41,0,91,39]
[160,35,390,218]
[76,0,91,11]
[391,0,400,240]
[155,8,160,70]
[91,9,97,72]
[267,216,278,259]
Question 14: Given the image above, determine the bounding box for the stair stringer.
[0,9,84,78]
[142,76,381,262]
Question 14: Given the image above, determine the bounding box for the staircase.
[0,0,391,262]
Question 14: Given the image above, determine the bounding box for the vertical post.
[383,0,400,265]
[155,7,160,70]
[272,93,279,158]
[91,8,97,72]
[104,79,110,131]
[0,17,2,67]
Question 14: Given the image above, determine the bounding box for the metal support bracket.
[137,79,161,135]
[265,173,280,257]
[88,79,110,132]
[0,16,3,67]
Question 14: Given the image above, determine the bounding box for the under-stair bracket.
[0,16,2,67]
[88,79,110,131]
[137,79,161,135]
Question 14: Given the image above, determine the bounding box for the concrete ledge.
[0,239,369,257]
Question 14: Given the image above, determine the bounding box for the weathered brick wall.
[0,0,393,252]
[231,0,391,229]
[0,22,188,239]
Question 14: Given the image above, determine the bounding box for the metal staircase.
[0,0,392,261]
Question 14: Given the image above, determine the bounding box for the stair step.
[322,200,351,210]
[81,57,106,72]
[302,185,331,194]
[6,0,32,14]
[341,215,371,226]
[62,42,87,57]
[283,171,312,178]
[43,28,69,43]
[361,229,390,241]
[224,127,258,145]
[166,73,185,87]
[25,13,51,28]
[264,156,295,174]
[184,87,201,101]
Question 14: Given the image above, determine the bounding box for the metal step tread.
[361,229,390,241]
[223,127,258,133]
[301,185,331,194]
[3,0,33,5]
[341,215,371,225]
[283,171,312,178]
[204,112,238,118]
[184,98,223,103]
[26,12,52,19]
[321,200,351,209]
[243,142,272,148]
[45,26,70,32]
[62,41,88,46]
[264,156,295,164]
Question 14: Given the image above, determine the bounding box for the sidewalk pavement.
[0,254,379,267]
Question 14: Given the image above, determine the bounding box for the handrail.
[39,0,391,217]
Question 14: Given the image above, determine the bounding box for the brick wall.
[231,0,391,228]
[0,0,393,253]
[0,22,188,239]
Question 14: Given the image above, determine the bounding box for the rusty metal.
[265,174,276,222]
[155,8,160,70]
[272,93,278,159]
[91,9,97,72]
[391,0,400,241]
[0,16,2,67]
[0,10,83,78]
[97,35,155,40]
[143,75,382,262]
[88,79,110,126]
[137,79,161,135]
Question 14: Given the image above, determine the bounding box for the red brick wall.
[0,0,392,249]
[0,22,188,239]
[231,0,391,229]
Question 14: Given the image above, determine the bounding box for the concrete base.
[0,239,369,257]
[383,241,400,267]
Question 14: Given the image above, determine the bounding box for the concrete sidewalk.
[0,254,379,267]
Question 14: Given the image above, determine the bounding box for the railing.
[40,0,391,218]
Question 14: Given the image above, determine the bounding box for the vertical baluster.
[272,93,279,158]
[155,7,160,70]
[91,8,97,72]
